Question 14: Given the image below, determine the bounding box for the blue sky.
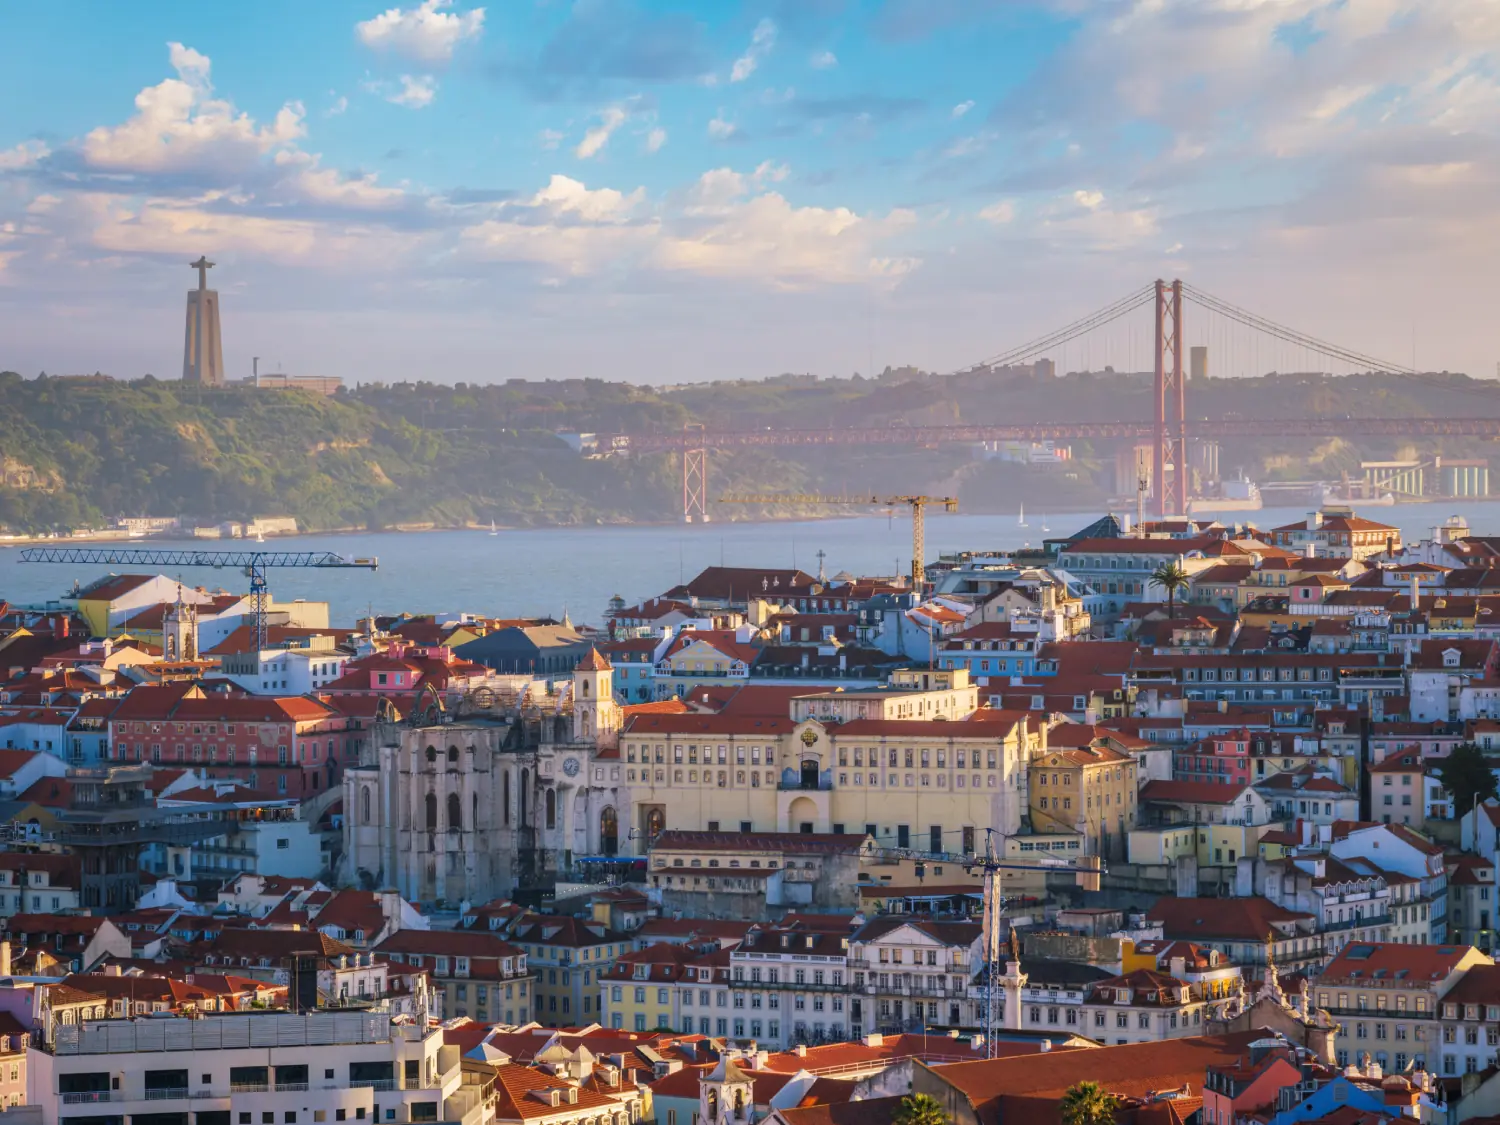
[2,0,1498,384]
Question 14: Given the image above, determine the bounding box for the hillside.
[1,368,1497,534]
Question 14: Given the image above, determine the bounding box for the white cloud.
[645,127,668,154]
[1073,189,1105,211]
[539,129,564,151]
[460,175,653,276]
[0,140,49,171]
[979,200,1015,224]
[754,160,790,185]
[655,168,917,287]
[390,75,437,108]
[731,19,776,83]
[952,100,974,118]
[576,106,628,160]
[810,50,837,70]
[356,0,484,64]
[708,113,737,140]
[82,43,305,175]
[326,94,349,117]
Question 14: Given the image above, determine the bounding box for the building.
[1028,745,1138,861]
[598,942,728,1035]
[1436,962,1500,1075]
[507,914,630,1027]
[343,657,624,901]
[27,1011,480,1125]
[847,916,979,1038]
[647,832,870,919]
[374,928,532,1024]
[1315,940,1491,1071]
[182,256,225,385]
[1371,751,1428,828]
[1268,509,1401,560]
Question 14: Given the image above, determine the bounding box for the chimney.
[794,1044,807,1057]
[0,941,10,977]
[59,616,69,639]
[1308,511,1323,531]
[1410,574,1420,613]
[1039,1039,1052,1052]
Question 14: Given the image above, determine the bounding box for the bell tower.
[572,647,619,743]
[162,586,199,663]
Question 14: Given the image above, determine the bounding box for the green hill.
[1,367,1496,534]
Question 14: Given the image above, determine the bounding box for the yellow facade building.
[1027,745,1138,860]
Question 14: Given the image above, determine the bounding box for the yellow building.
[620,707,1036,853]
[598,943,729,1034]
[1028,745,1138,860]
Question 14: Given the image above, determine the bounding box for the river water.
[0,501,1492,626]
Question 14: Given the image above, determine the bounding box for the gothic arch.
[545,788,556,831]
[600,806,618,855]
[447,792,462,830]
[519,769,529,825]
[360,786,371,824]
[503,770,512,825]
[425,792,438,831]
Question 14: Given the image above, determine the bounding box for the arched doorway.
[799,758,820,790]
[600,807,618,855]
[788,796,818,834]
[645,807,665,839]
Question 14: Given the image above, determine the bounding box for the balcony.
[352,1079,396,1092]
[230,1083,270,1094]
[144,1089,189,1102]
[275,1083,310,1093]
[61,1092,116,1104]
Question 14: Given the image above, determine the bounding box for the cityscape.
[5,4,1500,1125]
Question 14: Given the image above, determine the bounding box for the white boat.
[489,519,498,536]
[1017,503,1029,528]
[254,529,265,543]
[1042,514,1051,532]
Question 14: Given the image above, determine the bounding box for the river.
[0,501,1492,626]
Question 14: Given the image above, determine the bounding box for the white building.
[27,1012,481,1125]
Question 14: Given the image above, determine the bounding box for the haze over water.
[0,502,1488,627]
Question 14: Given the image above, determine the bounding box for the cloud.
[356,0,484,64]
[576,106,629,159]
[708,113,737,140]
[326,94,350,117]
[978,199,1015,224]
[81,43,305,176]
[731,19,777,83]
[389,75,438,108]
[497,5,712,101]
[539,129,564,151]
[1073,189,1104,211]
[645,127,668,153]
[0,140,49,172]
[810,50,838,69]
[654,167,917,287]
[952,100,974,118]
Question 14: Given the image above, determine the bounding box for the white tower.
[699,1057,755,1125]
[572,647,620,743]
[162,587,199,662]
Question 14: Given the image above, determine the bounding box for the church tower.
[162,588,199,663]
[572,647,619,743]
[699,1057,755,1125]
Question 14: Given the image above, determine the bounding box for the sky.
[2,0,1499,386]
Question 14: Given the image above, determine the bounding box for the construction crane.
[19,547,378,651]
[717,493,958,592]
[964,830,1102,1056]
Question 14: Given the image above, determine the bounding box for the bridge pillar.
[1154,279,1187,517]
[682,423,708,523]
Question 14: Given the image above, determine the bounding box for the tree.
[1439,741,1498,818]
[1149,561,1191,620]
[1060,1082,1119,1125]
[892,1093,950,1125]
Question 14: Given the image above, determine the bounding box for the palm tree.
[1149,561,1191,620]
[1060,1082,1119,1125]
[892,1093,950,1125]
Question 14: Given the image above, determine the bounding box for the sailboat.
[1042,514,1051,532]
[1017,503,1029,529]
[254,528,265,543]
[489,519,498,536]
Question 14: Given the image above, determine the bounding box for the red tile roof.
[1146,896,1312,942]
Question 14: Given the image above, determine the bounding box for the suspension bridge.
[598,280,1500,521]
